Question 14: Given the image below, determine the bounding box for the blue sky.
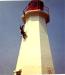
[0,0,64,75]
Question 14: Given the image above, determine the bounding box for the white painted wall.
[14,15,55,75]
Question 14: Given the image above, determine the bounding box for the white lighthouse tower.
[14,0,55,75]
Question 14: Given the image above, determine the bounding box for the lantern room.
[22,0,50,23]
[26,0,44,11]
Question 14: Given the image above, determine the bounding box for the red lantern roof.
[26,0,44,11]
[22,0,50,23]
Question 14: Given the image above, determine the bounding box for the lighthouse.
[14,0,55,75]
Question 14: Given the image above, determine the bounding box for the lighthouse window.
[28,1,36,6]
[39,1,43,6]
[38,1,43,10]
[32,2,37,7]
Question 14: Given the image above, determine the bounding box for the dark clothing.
[20,25,27,40]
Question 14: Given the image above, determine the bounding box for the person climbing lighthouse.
[20,25,27,40]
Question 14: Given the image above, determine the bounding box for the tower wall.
[39,17,55,73]
[14,15,55,75]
